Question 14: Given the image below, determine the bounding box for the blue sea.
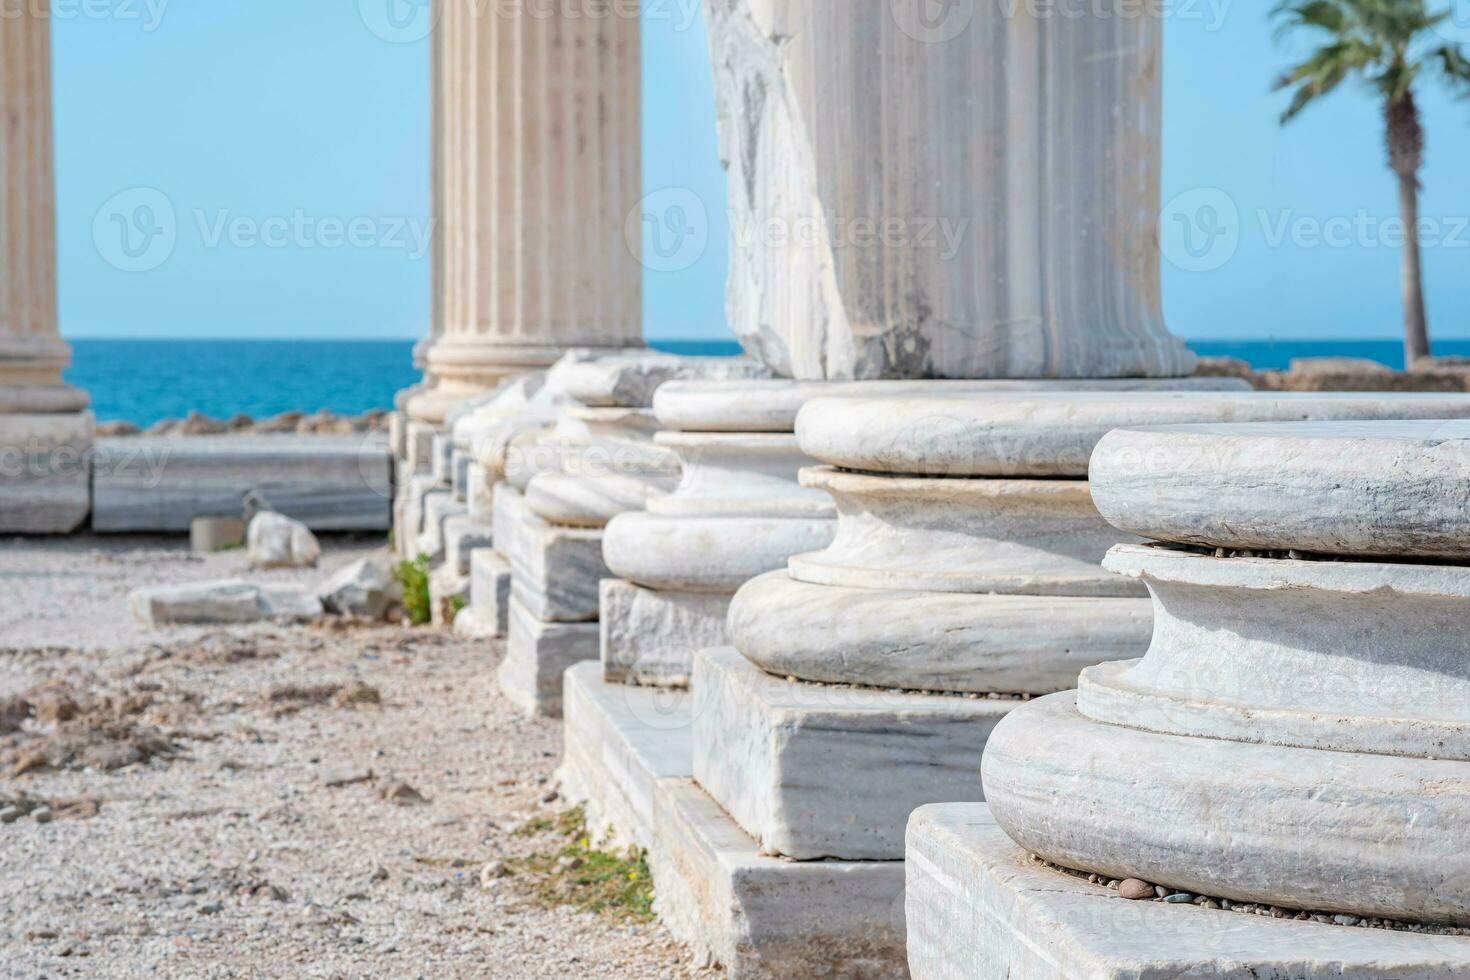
[65,338,1470,427]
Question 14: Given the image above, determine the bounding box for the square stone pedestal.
[497,598,598,717]
[513,519,609,622]
[416,493,466,561]
[559,661,692,850]
[906,804,1470,980]
[600,580,730,686]
[454,549,512,639]
[0,413,91,533]
[555,661,907,978]
[693,648,1012,860]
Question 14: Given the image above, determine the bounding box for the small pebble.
[1334,914,1361,927]
[0,807,20,825]
[1118,878,1154,901]
[1154,885,1170,899]
[31,807,53,825]
[1163,892,1195,904]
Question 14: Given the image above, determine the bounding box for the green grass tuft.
[392,555,433,625]
[513,805,655,923]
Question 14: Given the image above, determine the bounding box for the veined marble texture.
[786,467,1144,597]
[729,570,1150,694]
[796,390,1470,478]
[1092,419,1470,558]
[602,511,834,593]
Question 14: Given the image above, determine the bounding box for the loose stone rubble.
[247,512,322,570]
[909,419,1470,977]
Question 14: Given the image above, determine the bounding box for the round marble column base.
[728,571,1152,694]
[983,692,1470,926]
[524,471,679,528]
[1090,544,1470,760]
[602,511,835,593]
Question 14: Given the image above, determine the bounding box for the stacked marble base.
[601,380,848,687]
[922,416,1470,977]
[905,804,1470,980]
[0,412,92,533]
[557,662,908,979]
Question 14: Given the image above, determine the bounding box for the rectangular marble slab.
[498,598,599,718]
[906,804,1470,980]
[415,493,466,561]
[512,520,608,623]
[651,779,907,980]
[558,661,692,851]
[442,514,494,577]
[693,647,1012,861]
[454,548,512,639]
[92,435,392,532]
[600,580,731,687]
[0,413,92,534]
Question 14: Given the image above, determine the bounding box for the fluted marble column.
[706,0,1196,380]
[1,6,92,532]
[405,0,645,425]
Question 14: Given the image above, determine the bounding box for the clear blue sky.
[52,1,1470,343]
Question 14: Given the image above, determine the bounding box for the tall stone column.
[404,0,645,427]
[706,0,1196,380]
[1,5,92,533]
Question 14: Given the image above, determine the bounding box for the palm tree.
[1273,0,1470,366]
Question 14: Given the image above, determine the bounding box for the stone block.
[492,483,527,566]
[512,520,608,622]
[415,491,465,561]
[92,434,392,532]
[404,419,439,477]
[247,512,320,569]
[692,648,1010,861]
[0,412,91,533]
[457,548,512,638]
[317,557,400,619]
[599,580,730,687]
[498,598,599,718]
[129,579,265,626]
[650,779,907,980]
[905,803,1470,980]
[558,661,692,851]
[190,516,245,553]
[442,514,494,577]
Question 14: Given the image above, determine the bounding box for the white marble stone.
[692,648,1010,861]
[905,803,1470,980]
[441,514,494,577]
[652,378,1250,434]
[428,562,469,628]
[491,483,526,568]
[647,432,831,518]
[523,471,677,529]
[258,589,325,623]
[1082,545,1470,760]
[498,598,600,718]
[129,580,267,627]
[92,434,393,532]
[415,493,466,562]
[557,354,770,408]
[796,391,1470,477]
[787,467,1144,597]
[512,519,609,623]
[558,661,692,851]
[456,548,512,639]
[602,511,835,593]
[247,512,321,569]
[729,570,1150,694]
[983,692,1470,926]
[317,558,401,620]
[651,778,907,979]
[599,580,732,687]
[706,0,1193,379]
[1092,419,1470,558]
[0,413,91,533]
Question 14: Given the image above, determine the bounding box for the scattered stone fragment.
[1118,878,1154,900]
[30,806,53,824]
[378,781,427,806]
[1163,892,1195,904]
[0,696,29,734]
[317,558,402,620]
[259,589,325,623]
[324,768,375,788]
[479,861,509,888]
[0,807,19,825]
[190,516,246,553]
[247,512,321,569]
[129,580,266,627]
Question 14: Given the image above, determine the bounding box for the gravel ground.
[0,535,710,978]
